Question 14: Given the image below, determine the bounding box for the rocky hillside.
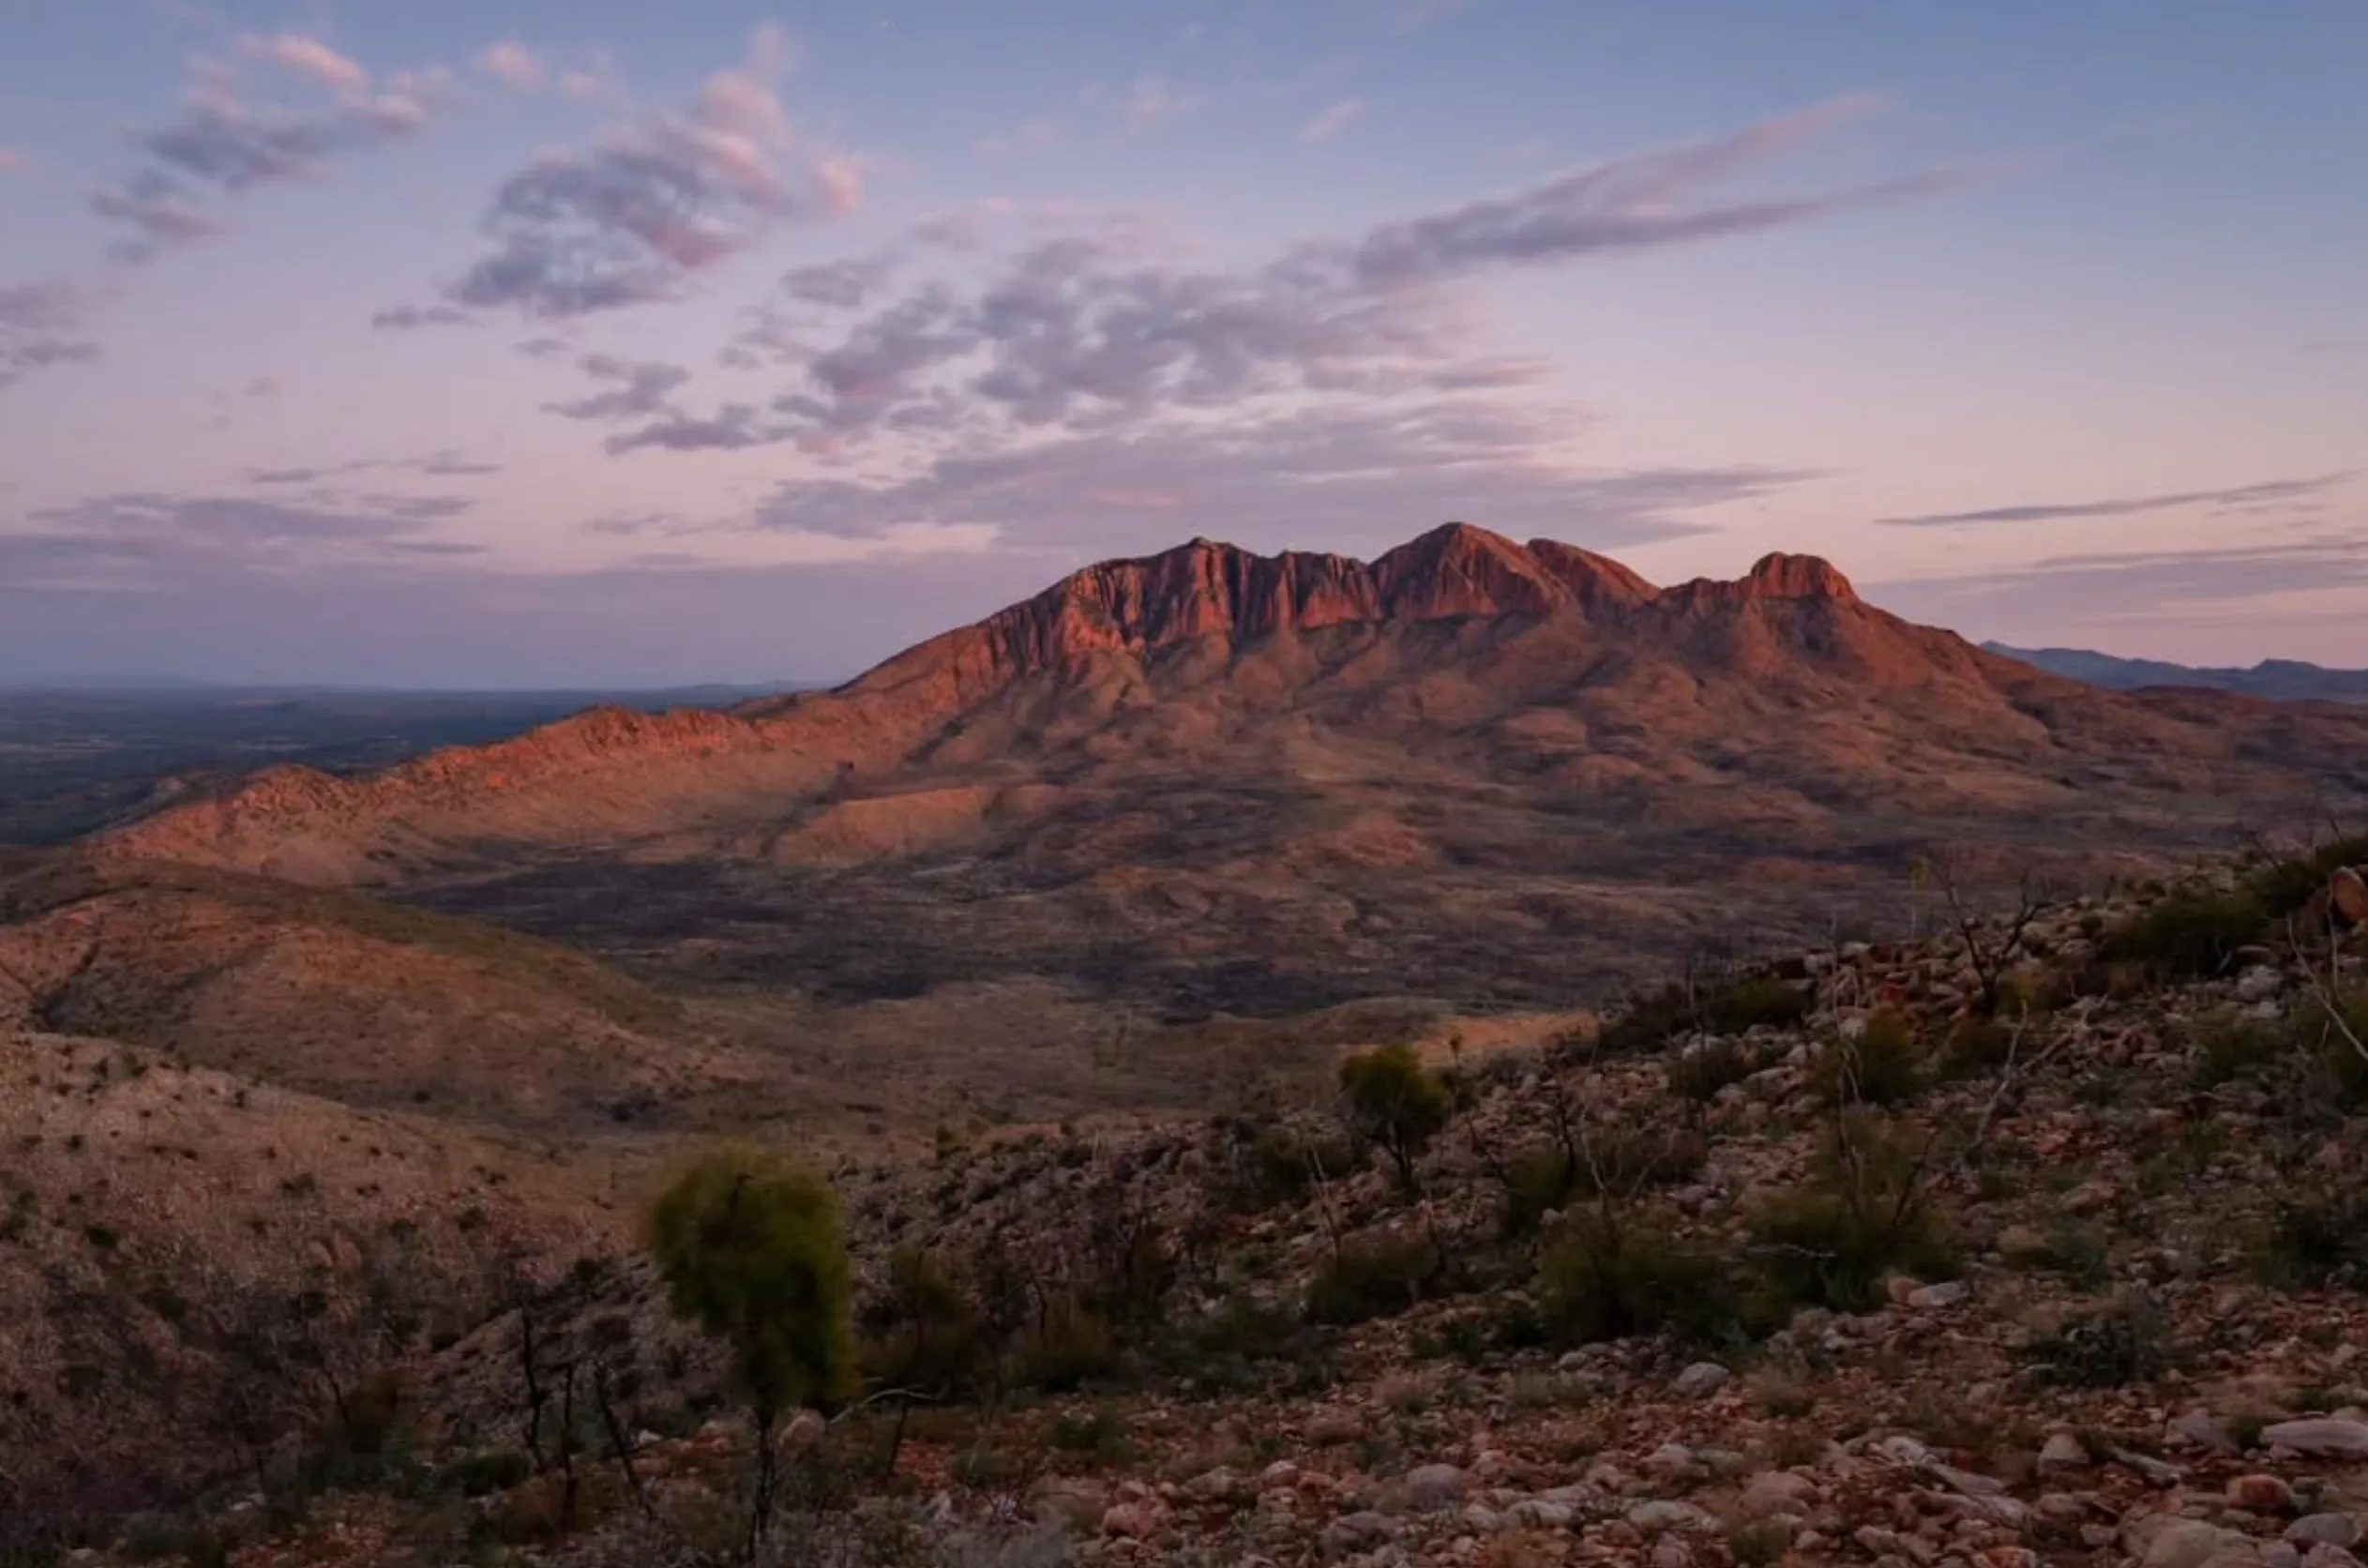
[53,841,2368,1568]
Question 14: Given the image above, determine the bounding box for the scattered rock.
[1672,1361,1731,1398]
[2038,1432,2091,1470]
[1401,1463,1471,1511]
[2230,1475,2300,1514]
[2264,1421,2368,1459]
[2290,1517,2364,1549]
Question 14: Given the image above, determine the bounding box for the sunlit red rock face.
[92,521,2368,889]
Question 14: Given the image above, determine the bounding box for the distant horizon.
[5,2,2362,683]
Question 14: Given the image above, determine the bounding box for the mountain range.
[87,522,2368,1017]
[1985,642,2368,703]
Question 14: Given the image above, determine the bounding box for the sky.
[1,0,2363,686]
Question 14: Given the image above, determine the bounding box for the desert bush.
[2021,1295,2170,1388]
[1595,983,1698,1055]
[1046,1403,1135,1466]
[1011,1295,1118,1394]
[437,1448,535,1499]
[1667,1037,1766,1103]
[1337,1044,1453,1194]
[2244,834,2368,919]
[1532,1209,1737,1348]
[1808,1010,1923,1107]
[2101,888,2264,978]
[1502,1130,1709,1236]
[1305,1233,1443,1327]
[861,1244,983,1399]
[1706,976,1815,1034]
[2294,991,2368,1110]
[1937,1015,2024,1078]
[648,1147,856,1550]
[1746,1114,1956,1313]
[2259,1184,2368,1290]
[2190,1008,2287,1087]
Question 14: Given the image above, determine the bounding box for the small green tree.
[647,1148,855,1557]
[1338,1043,1453,1196]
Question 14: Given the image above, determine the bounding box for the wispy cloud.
[241,451,502,485]
[93,40,453,261]
[6,490,483,590]
[1301,98,1365,143]
[1879,473,2357,527]
[1873,536,2368,644]
[235,33,369,94]
[1124,73,1199,131]
[588,97,1958,468]
[442,24,860,319]
[1363,0,1479,33]
[370,302,476,331]
[474,42,544,90]
[0,280,102,393]
[545,354,692,420]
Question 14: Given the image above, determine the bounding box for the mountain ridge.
[85,521,2368,1009]
[1985,641,2368,704]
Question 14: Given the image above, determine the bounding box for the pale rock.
[2237,966,2285,1003]
[1645,1442,1704,1482]
[1908,1280,1971,1309]
[1651,1541,1694,1568]
[1319,1511,1399,1557]
[2127,1515,2262,1568]
[1403,1464,1471,1511]
[2113,1446,2187,1487]
[1738,1470,1819,1521]
[1186,1467,1240,1502]
[2301,1545,2366,1568]
[1504,1499,1574,1530]
[2174,1410,2243,1453]
[1100,1501,1162,1540]
[1032,1477,1113,1532]
[2039,1433,2091,1470]
[2289,1517,2364,1549]
[2264,1421,2368,1460]
[1627,1500,1716,1534]
[1673,1361,1731,1399]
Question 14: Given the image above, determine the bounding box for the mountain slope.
[0,852,746,1129]
[90,524,2368,1010]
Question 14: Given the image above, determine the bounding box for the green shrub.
[2294,992,2368,1109]
[1938,1016,2022,1078]
[2190,1008,2288,1088]
[861,1244,983,1397]
[1502,1131,1710,1235]
[2259,1185,2368,1290]
[1012,1295,1119,1393]
[1808,1010,1924,1107]
[1667,1037,1767,1103]
[1595,983,1698,1055]
[438,1449,534,1499]
[1533,1209,1738,1347]
[1046,1403,1136,1466]
[1305,1234,1442,1327]
[1706,976,1815,1034]
[647,1146,858,1547]
[2101,888,2264,978]
[1745,1115,1956,1313]
[2245,835,2368,919]
[1338,1045,1453,1194]
[2020,1296,2169,1388]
